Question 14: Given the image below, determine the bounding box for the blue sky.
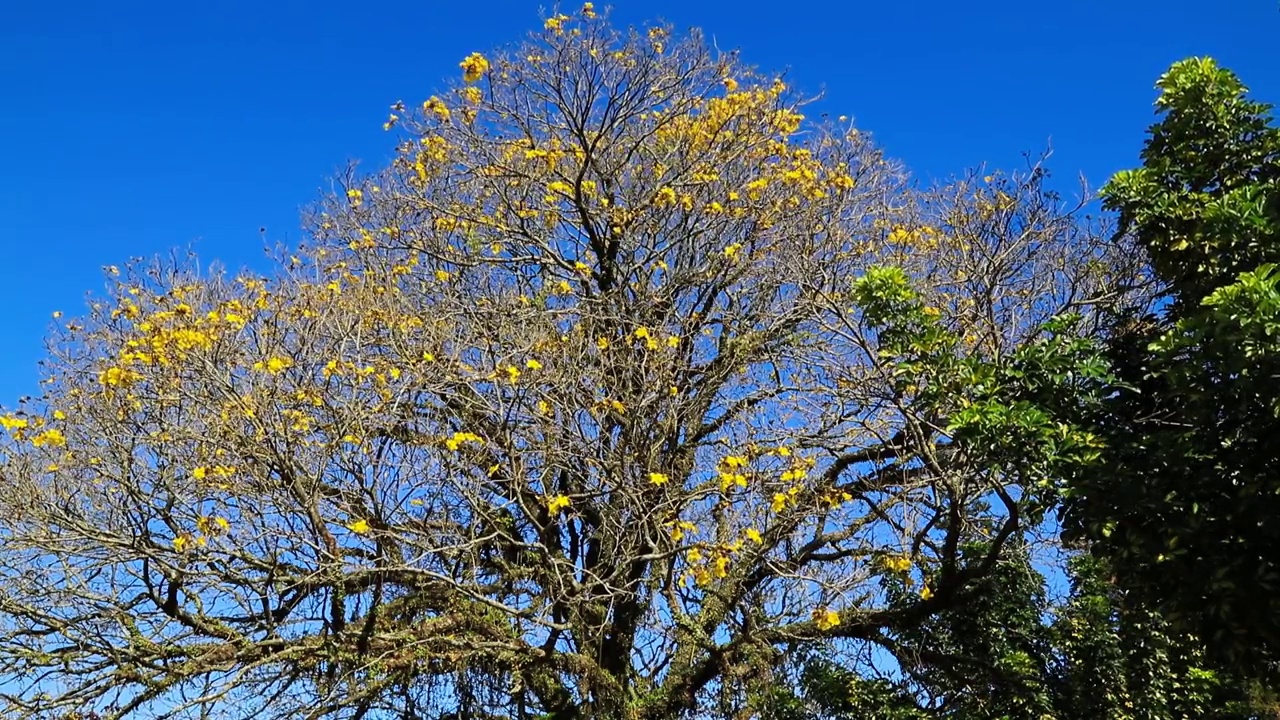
[1,0,1277,402]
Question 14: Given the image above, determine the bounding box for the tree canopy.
[3,10,1273,720]
[1062,57,1280,677]
[760,548,1272,719]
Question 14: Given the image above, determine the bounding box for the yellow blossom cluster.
[546,494,571,515]
[883,554,913,573]
[814,608,841,630]
[459,52,489,83]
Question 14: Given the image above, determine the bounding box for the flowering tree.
[0,9,1137,719]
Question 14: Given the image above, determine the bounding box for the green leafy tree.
[1052,556,1266,720]
[762,549,1268,719]
[1061,57,1280,676]
[754,256,1267,717]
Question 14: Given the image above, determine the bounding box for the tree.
[1062,57,1280,677]
[762,549,1270,720]
[0,10,1135,719]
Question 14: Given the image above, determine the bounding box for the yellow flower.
[544,13,569,32]
[723,243,743,260]
[648,27,666,53]
[435,269,452,282]
[693,566,712,586]
[665,335,680,348]
[718,471,747,491]
[596,337,610,350]
[193,466,208,480]
[623,326,657,349]
[814,608,840,631]
[31,429,66,448]
[173,534,191,552]
[254,356,292,374]
[581,2,596,18]
[654,186,677,207]
[821,490,854,508]
[546,494,571,516]
[648,472,670,486]
[668,520,697,542]
[745,528,763,544]
[52,410,66,421]
[920,585,934,600]
[346,518,371,534]
[444,431,483,451]
[770,492,790,513]
[0,415,29,432]
[883,554,912,574]
[722,77,739,92]
[459,52,489,83]
[99,366,141,387]
[829,172,856,191]
[322,359,345,378]
[197,515,230,536]
[525,358,543,370]
[461,86,483,105]
[346,188,363,206]
[504,365,522,383]
[423,96,450,121]
[721,455,748,470]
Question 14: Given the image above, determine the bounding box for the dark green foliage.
[760,548,1267,719]
[884,542,1056,720]
[1062,57,1280,676]
[769,258,1273,715]
[761,266,1266,718]
[1053,556,1263,720]
[761,56,1280,720]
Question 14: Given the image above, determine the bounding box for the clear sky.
[2,0,1277,402]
